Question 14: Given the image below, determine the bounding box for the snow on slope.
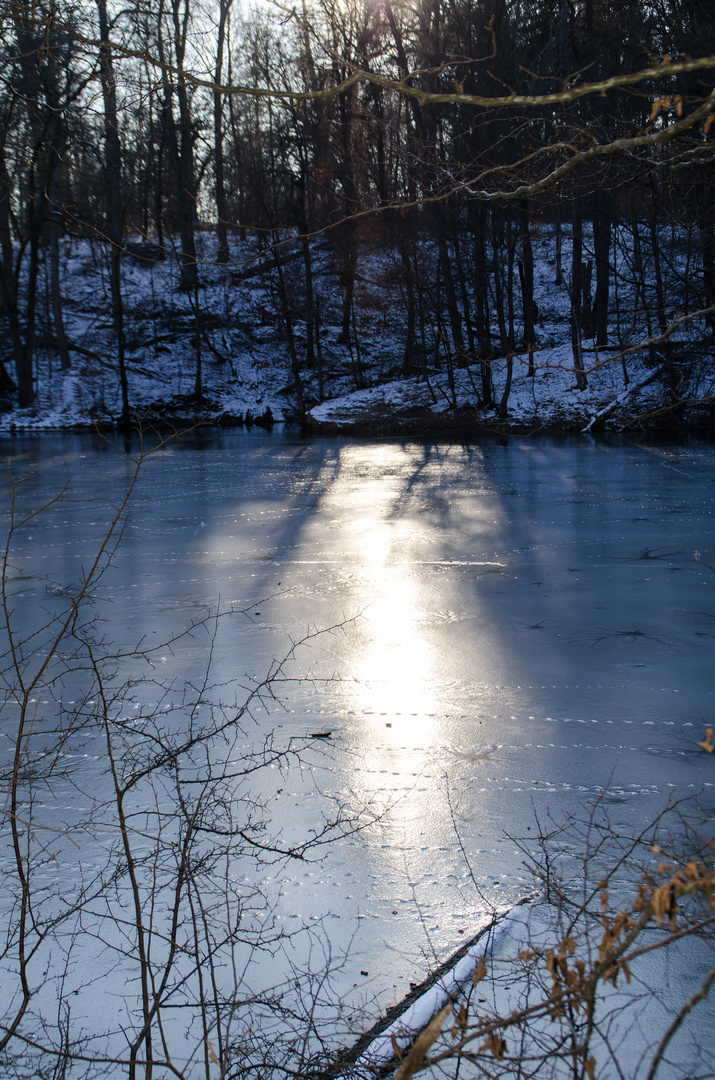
[1,225,713,434]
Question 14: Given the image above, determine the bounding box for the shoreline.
[1,399,713,439]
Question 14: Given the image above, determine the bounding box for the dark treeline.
[0,0,714,418]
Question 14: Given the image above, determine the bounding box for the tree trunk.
[302,234,316,370]
[19,229,39,407]
[336,67,359,347]
[48,213,71,371]
[492,209,509,359]
[519,205,536,354]
[315,297,325,402]
[499,354,513,419]
[555,209,564,286]
[390,212,417,375]
[472,203,492,365]
[193,283,202,398]
[400,239,417,376]
[338,227,358,346]
[159,0,198,292]
[214,0,232,264]
[452,212,476,360]
[97,0,130,426]
[43,96,71,371]
[703,227,715,332]
[593,195,611,345]
[581,258,594,338]
[631,213,657,366]
[0,161,22,396]
[571,210,587,389]
[272,240,304,419]
[649,213,678,392]
[701,189,715,334]
[432,203,467,369]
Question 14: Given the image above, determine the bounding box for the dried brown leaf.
[472,957,488,985]
[392,1004,452,1080]
[697,726,713,752]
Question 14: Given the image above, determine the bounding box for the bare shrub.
[0,435,373,1079]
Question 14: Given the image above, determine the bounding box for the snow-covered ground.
[2,224,714,435]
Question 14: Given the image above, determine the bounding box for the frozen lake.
[2,429,714,1073]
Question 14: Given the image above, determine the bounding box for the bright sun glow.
[336,446,440,742]
[354,522,436,720]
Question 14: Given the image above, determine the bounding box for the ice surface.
[1,429,713,1074]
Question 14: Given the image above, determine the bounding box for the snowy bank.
[2,228,714,436]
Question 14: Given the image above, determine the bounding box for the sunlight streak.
[335,445,441,743]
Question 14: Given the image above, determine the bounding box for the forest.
[1,0,715,430]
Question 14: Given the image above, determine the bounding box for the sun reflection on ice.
[337,446,441,743]
[356,553,437,723]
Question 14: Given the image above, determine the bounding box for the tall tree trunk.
[581,257,594,338]
[452,211,476,359]
[174,82,198,292]
[632,213,657,365]
[593,194,611,345]
[472,203,492,366]
[506,213,516,385]
[19,228,40,407]
[432,203,467,369]
[154,116,166,254]
[336,70,359,347]
[97,0,130,426]
[499,354,513,419]
[302,234,316,371]
[701,177,715,334]
[272,240,304,419]
[0,160,23,396]
[519,205,536,351]
[192,282,202,398]
[393,223,417,376]
[338,228,358,346]
[571,209,588,389]
[555,208,564,286]
[48,210,71,371]
[649,212,678,392]
[315,297,325,402]
[213,0,232,264]
[703,223,715,334]
[44,96,71,371]
[159,0,198,292]
[492,208,509,358]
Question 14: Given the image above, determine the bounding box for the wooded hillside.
[1,0,714,429]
